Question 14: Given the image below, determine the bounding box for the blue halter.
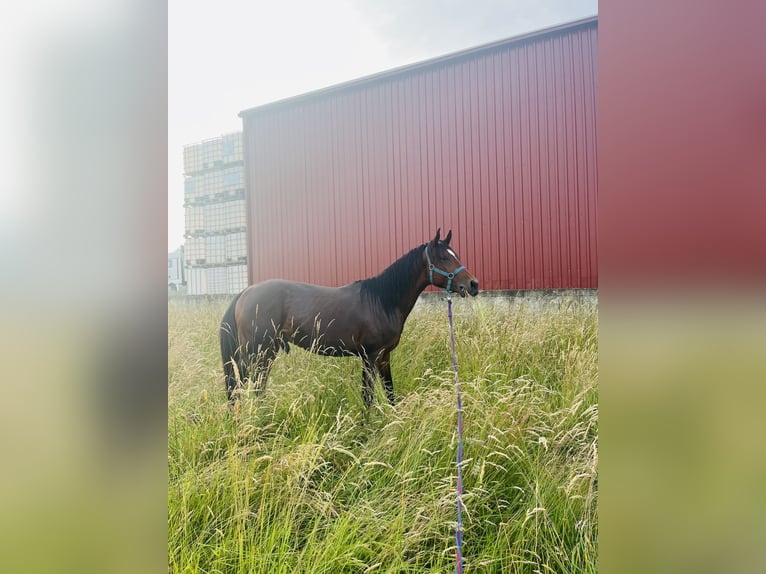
[425,244,465,293]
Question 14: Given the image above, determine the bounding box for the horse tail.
[220,290,244,402]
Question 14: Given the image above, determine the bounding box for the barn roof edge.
[238,15,598,118]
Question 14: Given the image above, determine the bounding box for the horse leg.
[376,350,395,406]
[250,345,277,396]
[243,329,282,394]
[361,354,376,408]
[225,355,248,403]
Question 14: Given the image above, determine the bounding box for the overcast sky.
[168,0,597,251]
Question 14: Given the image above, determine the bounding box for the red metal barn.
[240,17,598,291]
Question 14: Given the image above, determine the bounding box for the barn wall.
[242,18,598,290]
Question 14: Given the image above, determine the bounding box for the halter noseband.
[425,244,465,293]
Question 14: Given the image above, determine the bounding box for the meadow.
[168,294,598,573]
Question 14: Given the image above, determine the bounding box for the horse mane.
[359,244,425,315]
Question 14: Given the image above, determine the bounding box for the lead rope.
[447,292,464,574]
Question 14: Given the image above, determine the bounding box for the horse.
[219,229,479,406]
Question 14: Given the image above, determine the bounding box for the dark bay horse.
[220,229,479,405]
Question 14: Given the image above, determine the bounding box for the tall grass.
[168,294,598,573]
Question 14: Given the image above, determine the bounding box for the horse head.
[425,228,479,297]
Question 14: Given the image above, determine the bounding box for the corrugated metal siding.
[242,18,598,290]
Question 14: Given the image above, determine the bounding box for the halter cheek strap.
[425,245,465,293]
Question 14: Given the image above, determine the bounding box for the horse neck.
[395,259,430,322]
[362,245,430,323]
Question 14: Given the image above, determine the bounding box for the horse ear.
[444,229,452,245]
[432,228,441,244]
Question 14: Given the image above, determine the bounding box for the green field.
[168,294,598,573]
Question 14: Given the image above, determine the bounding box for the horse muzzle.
[457,279,479,298]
